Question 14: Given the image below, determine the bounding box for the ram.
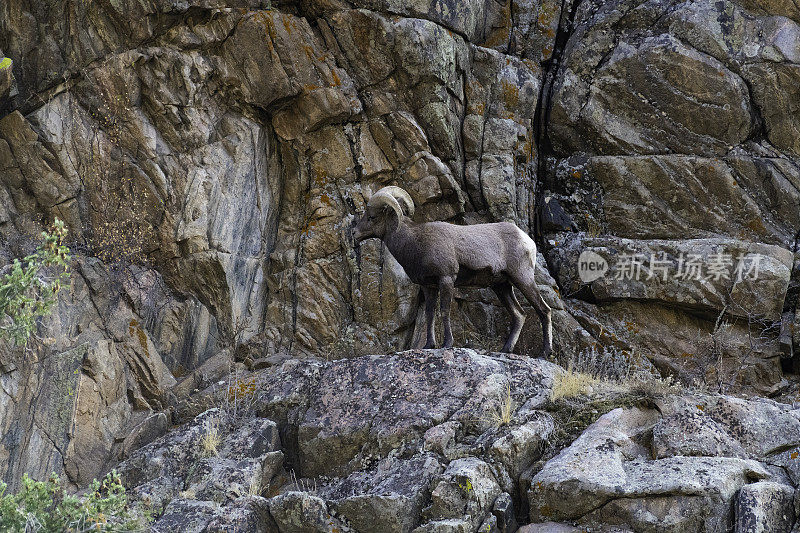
[353,186,552,356]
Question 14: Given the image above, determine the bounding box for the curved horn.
[371,186,415,217]
[367,190,404,219]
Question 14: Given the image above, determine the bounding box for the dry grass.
[551,368,599,400]
[486,383,515,426]
[200,418,221,457]
[248,474,261,497]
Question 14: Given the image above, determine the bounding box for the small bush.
[0,471,147,532]
[0,219,70,346]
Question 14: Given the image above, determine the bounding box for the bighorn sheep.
[353,186,552,357]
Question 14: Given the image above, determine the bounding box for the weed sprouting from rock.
[485,382,515,427]
[200,417,221,457]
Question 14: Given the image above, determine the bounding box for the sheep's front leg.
[439,277,455,348]
[422,286,438,349]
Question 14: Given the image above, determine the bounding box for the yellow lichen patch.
[227,377,257,402]
[312,167,329,188]
[521,58,540,75]
[0,57,11,70]
[501,80,519,109]
[538,8,554,26]
[521,132,535,160]
[537,2,559,32]
[746,217,767,234]
[623,321,640,334]
[330,69,341,87]
[482,4,511,49]
[538,504,555,518]
[300,216,317,236]
[468,101,485,115]
[128,319,150,358]
[282,13,295,35]
[253,11,278,42]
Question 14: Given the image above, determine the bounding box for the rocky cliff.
[0,0,799,529]
[114,349,800,532]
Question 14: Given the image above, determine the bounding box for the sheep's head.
[353,186,415,243]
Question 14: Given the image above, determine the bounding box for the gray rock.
[529,407,775,531]
[427,457,502,527]
[268,491,349,533]
[518,524,585,533]
[551,32,752,156]
[1,3,799,527]
[256,349,559,478]
[412,518,473,533]
[735,481,795,533]
[652,410,749,459]
[321,454,444,533]
[552,234,793,322]
[491,492,517,533]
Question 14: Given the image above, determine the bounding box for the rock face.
[117,349,560,532]
[0,0,798,506]
[540,0,800,394]
[112,349,800,532]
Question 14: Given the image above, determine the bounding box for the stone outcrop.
[111,349,800,532]
[115,349,559,532]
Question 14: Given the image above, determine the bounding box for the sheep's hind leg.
[439,277,455,348]
[513,274,553,358]
[422,286,438,349]
[492,282,525,353]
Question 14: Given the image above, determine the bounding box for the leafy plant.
[0,471,148,532]
[0,219,70,346]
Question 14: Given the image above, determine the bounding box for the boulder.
[529,400,800,532]
[734,481,795,533]
[255,349,559,478]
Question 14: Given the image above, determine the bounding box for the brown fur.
[353,187,552,356]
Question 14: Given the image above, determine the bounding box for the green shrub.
[0,471,148,532]
[0,219,70,346]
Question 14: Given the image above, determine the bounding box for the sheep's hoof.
[423,343,436,349]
